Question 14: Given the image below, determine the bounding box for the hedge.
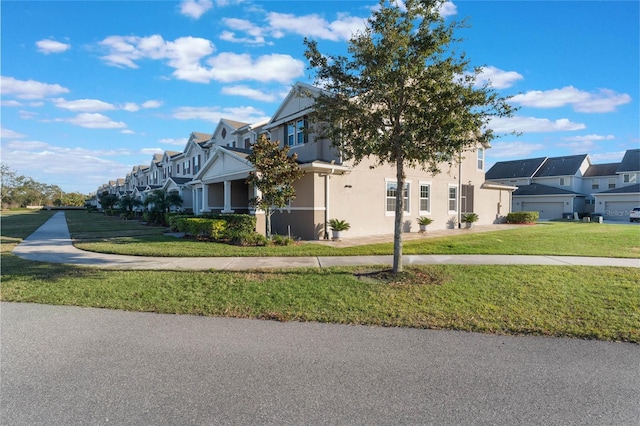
[177,218,227,239]
[506,211,539,223]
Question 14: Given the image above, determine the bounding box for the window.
[287,118,306,146]
[183,160,190,175]
[477,148,485,170]
[608,178,616,189]
[591,179,599,190]
[193,155,201,174]
[386,181,409,214]
[448,186,457,212]
[244,137,251,148]
[177,164,180,175]
[559,177,570,186]
[419,183,430,213]
[623,174,636,184]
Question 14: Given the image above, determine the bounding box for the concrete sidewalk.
[11,211,640,270]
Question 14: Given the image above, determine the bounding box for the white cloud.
[1,76,69,99]
[36,39,70,54]
[561,134,615,142]
[98,35,303,84]
[179,0,213,19]
[590,151,627,163]
[1,128,26,139]
[220,19,270,45]
[121,103,140,112]
[57,113,127,129]
[0,139,138,193]
[266,12,367,42]
[140,148,165,155]
[53,98,116,112]
[207,53,304,83]
[221,85,278,102]
[173,105,269,124]
[475,66,523,89]
[121,129,136,135]
[489,116,586,133]
[159,138,189,146]
[488,141,546,158]
[511,86,632,113]
[438,1,458,17]
[141,100,163,109]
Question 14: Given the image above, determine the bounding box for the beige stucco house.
[185,82,516,239]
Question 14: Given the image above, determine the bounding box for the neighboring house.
[98,82,517,239]
[486,149,640,221]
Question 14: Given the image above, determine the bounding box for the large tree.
[304,0,515,273]
[246,135,304,238]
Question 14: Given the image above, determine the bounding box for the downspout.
[324,173,330,239]
[458,151,462,228]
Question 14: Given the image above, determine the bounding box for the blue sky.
[1,0,638,195]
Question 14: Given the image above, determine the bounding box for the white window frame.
[286,119,306,147]
[623,173,636,184]
[559,177,570,187]
[608,178,616,189]
[477,148,485,171]
[591,179,599,190]
[448,185,458,214]
[419,182,431,214]
[385,179,410,216]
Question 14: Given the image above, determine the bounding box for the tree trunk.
[393,157,404,274]
[266,208,272,238]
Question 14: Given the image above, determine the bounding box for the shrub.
[228,230,268,246]
[506,211,539,224]
[271,234,295,246]
[328,218,350,231]
[181,218,227,239]
[167,214,194,231]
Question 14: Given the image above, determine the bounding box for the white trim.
[447,184,458,214]
[385,178,411,216]
[418,181,432,215]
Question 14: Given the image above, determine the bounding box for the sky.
[1,0,638,195]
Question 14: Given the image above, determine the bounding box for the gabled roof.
[222,118,250,130]
[617,149,640,173]
[596,183,640,194]
[583,163,619,177]
[513,183,583,196]
[190,132,212,144]
[167,177,192,185]
[485,157,547,180]
[265,82,320,129]
[534,154,588,177]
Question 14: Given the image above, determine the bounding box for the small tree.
[304,0,515,273]
[117,194,143,215]
[98,191,118,211]
[246,135,304,238]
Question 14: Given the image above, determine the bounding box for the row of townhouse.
[485,149,640,221]
[97,82,517,240]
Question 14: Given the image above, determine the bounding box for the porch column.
[193,188,200,215]
[222,180,234,213]
[202,184,210,213]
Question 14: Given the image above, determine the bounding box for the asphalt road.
[2,302,639,425]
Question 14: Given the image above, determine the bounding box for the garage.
[521,201,564,219]
[604,201,639,221]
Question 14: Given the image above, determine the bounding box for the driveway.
[2,303,639,425]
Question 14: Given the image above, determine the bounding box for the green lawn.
[67,210,640,258]
[2,210,639,342]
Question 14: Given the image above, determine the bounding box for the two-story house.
[486,149,640,220]
[189,82,516,239]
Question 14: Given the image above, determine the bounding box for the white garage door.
[521,202,564,219]
[604,201,639,221]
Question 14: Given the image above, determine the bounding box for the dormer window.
[222,128,227,139]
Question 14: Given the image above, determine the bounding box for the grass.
[2,210,639,342]
[67,210,640,258]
